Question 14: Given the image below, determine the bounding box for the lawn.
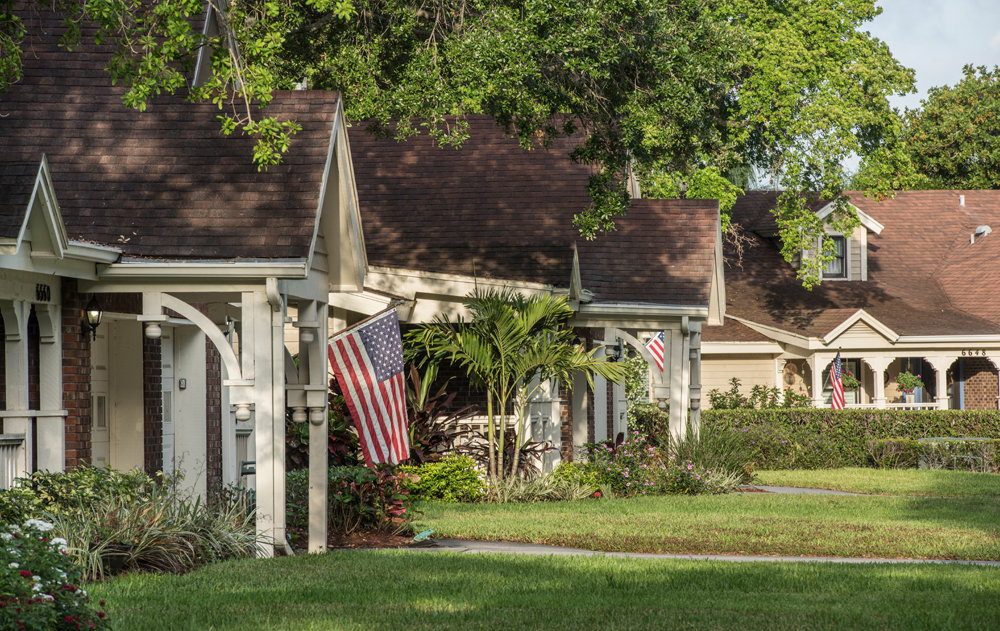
[90,551,1000,631]
[753,467,1000,497]
[412,492,1000,559]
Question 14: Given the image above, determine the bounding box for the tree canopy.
[1,0,916,288]
[855,64,1000,192]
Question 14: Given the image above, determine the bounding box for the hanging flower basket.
[895,371,924,394]
[841,370,860,391]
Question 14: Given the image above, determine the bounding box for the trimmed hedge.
[702,409,1000,469]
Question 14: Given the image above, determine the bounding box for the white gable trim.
[11,155,70,259]
[815,201,884,235]
[821,309,899,344]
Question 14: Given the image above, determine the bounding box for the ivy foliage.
[856,65,1000,192]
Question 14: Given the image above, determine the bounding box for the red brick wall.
[206,337,222,493]
[559,381,573,462]
[143,334,163,475]
[963,358,998,410]
[61,279,92,468]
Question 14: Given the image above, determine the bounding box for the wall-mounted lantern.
[81,296,103,341]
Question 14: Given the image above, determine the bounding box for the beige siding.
[702,354,777,409]
[850,233,862,280]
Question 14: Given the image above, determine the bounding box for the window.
[823,236,847,279]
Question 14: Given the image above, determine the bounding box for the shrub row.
[869,438,1000,473]
[703,409,1000,469]
[285,465,413,536]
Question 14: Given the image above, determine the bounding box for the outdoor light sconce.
[610,343,624,363]
[81,296,103,341]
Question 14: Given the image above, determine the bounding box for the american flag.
[831,350,846,410]
[646,332,664,372]
[328,309,410,464]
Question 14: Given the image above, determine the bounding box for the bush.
[482,474,596,504]
[669,425,756,481]
[0,519,108,630]
[580,432,663,496]
[652,457,742,495]
[0,467,157,525]
[630,404,670,446]
[708,377,812,410]
[286,465,413,535]
[551,462,600,489]
[918,438,1000,473]
[399,455,485,502]
[868,439,921,469]
[704,409,1000,469]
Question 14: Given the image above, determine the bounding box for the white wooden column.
[35,303,64,472]
[667,322,689,442]
[688,322,702,437]
[865,357,889,409]
[925,356,959,410]
[296,300,329,554]
[251,289,278,556]
[808,354,827,408]
[1,300,31,480]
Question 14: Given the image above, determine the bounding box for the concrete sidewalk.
[425,538,1000,567]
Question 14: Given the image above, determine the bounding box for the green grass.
[413,494,1000,559]
[90,551,1000,630]
[754,467,1000,497]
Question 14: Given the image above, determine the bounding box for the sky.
[867,0,1000,112]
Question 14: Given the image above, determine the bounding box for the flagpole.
[328,303,401,342]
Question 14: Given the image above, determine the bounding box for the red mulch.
[735,487,772,493]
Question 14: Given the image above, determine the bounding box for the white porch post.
[250,289,278,556]
[2,300,32,480]
[296,300,329,555]
[668,320,690,442]
[867,357,888,409]
[925,356,958,410]
[808,354,826,408]
[35,303,64,472]
[688,322,702,437]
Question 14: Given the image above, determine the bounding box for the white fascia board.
[19,156,70,258]
[822,309,899,344]
[309,97,340,275]
[329,290,412,316]
[897,335,1000,344]
[98,260,309,279]
[65,241,121,264]
[815,200,884,235]
[366,265,554,299]
[576,303,709,320]
[727,315,816,348]
[702,341,784,354]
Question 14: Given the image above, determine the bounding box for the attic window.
[823,236,847,279]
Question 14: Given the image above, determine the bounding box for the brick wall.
[205,337,222,493]
[143,334,163,475]
[963,358,998,410]
[62,279,92,468]
[559,381,573,462]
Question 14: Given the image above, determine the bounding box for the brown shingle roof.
[0,8,338,259]
[350,118,718,306]
[725,191,1000,337]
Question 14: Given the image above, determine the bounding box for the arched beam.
[613,328,663,383]
[161,294,242,381]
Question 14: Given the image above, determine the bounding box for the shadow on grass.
[94,551,1000,631]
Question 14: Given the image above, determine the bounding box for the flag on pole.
[328,309,410,465]
[646,332,665,372]
[831,350,846,410]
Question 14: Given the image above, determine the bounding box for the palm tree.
[407,288,625,479]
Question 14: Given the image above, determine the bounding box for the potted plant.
[895,371,925,402]
[841,370,861,391]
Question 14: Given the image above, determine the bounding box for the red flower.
[98,612,105,618]
[66,616,74,622]
[594,491,601,498]
[18,570,31,578]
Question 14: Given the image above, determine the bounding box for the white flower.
[41,594,54,601]
[23,519,54,532]
[8,562,18,569]
[32,583,42,592]
[0,532,12,541]
[32,575,41,582]
[50,537,68,551]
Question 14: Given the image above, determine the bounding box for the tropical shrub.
[482,474,596,504]
[669,425,756,482]
[404,365,477,464]
[0,519,108,630]
[630,404,670,446]
[653,456,742,495]
[704,408,1000,469]
[0,467,156,525]
[708,377,812,410]
[286,465,413,535]
[398,455,485,502]
[579,432,662,496]
[551,462,600,489]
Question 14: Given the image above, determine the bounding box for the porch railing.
[0,434,26,490]
[845,402,941,410]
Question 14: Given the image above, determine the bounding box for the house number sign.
[35,284,51,302]
[961,349,989,357]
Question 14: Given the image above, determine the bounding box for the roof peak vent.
[971,225,992,245]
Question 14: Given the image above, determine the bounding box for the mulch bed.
[735,487,773,493]
[288,527,427,551]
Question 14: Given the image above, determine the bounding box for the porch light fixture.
[81,296,103,341]
[610,343,623,363]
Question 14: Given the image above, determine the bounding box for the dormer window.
[823,236,847,279]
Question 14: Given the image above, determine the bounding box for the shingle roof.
[0,162,37,239]
[0,9,338,259]
[350,117,719,306]
[725,191,1000,337]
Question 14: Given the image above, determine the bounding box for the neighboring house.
[0,8,366,554]
[331,118,725,464]
[702,191,1000,410]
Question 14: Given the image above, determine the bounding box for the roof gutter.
[897,335,1000,344]
[98,259,310,279]
[66,241,122,264]
[576,303,709,320]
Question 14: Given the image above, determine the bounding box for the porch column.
[808,354,826,408]
[865,357,889,409]
[925,356,959,410]
[35,303,64,472]
[667,321,690,442]
[295,300,329,555]
[688,322,702,437]
[2,300,32,480]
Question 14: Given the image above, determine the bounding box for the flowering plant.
[579,431,662,497]
[0,519,109,630]
[895,371,924,394]
[841,370,860,391]
[657,457,714,494]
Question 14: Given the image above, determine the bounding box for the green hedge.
[702,409,1000,469]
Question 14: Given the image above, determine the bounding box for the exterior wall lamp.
[81,296,103,341]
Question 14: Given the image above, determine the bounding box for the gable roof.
[724,190,1000,339]
[350,116,719,308]
[1,8,340,261]
[0,162,38,240]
